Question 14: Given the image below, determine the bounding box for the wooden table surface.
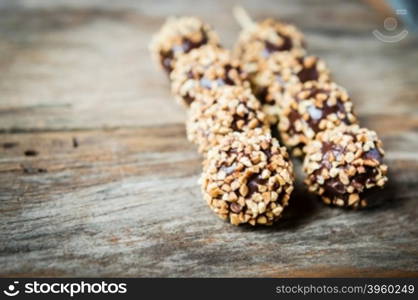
[1,0,418,277]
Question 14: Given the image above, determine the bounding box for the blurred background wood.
[0,0,417,277]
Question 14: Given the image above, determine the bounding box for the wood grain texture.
[0,0,418,277]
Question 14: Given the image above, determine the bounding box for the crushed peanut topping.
[150,17,219,74]
[303,124,388,208]
[249,52,331,127]
[201,130,294,225]
[234,18,306,76]
[279,81,358,156]
[187,86,270,153]
[171,45,249,107]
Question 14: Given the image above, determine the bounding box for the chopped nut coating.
[187,86,269,153]
[150,17,219,74]
[201,130,294,225]
[279,81,358,156]
[303,124,388,208]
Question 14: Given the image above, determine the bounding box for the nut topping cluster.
[201,130,294,225]
[171,45,248,107]
[234,18,305,76]
[187,86,269,153]
[150,17,219,74]
[279,81,358,156]
[303,125,388,208]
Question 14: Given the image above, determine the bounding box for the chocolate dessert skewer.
[303,124,387,208]
[201,128,294,226]
[233,7,336,146]
[233,7,356,154]
[233,6,305,70]
[170,45,248,107]
[278,81,358,157]
[149,17,220,75]
[150,17,295,225]
[187,85,270,154]
[233,7,388,208]
[249,52,331,129]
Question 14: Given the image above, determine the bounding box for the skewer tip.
[233,5,255,29]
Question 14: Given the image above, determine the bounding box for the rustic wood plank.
[1,115,418,277]
[0,0,418,277]
[0,0,417,131]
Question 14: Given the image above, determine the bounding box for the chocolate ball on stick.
[201,130,294,225]
[303,124,388,208]
[187,86,269,153]
[171,45,248,107]
[234,17,305,76]
[150,17,219,74]
[278,81,358,156]
[251,53,331,126]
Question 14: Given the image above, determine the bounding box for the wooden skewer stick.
[233,6,256,30]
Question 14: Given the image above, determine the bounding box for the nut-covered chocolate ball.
[251,53,331,126]
[234,19,305,76]
[303,124,388,208]
[201,130,294,225]
[187,86,269,153]
[150,17,219,74]
[278,81,358,156]
[171,45,248,107]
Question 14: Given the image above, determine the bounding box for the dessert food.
[234,18,305,76]
[303,124,388,208]
[187,86,269,153]
[201,130,294,225]
[171,45,248,107]
[278,81,358,156]
[251,53,331,106]
[250,53,331,127]
[150,17,220,74]
[233,10,388,208]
